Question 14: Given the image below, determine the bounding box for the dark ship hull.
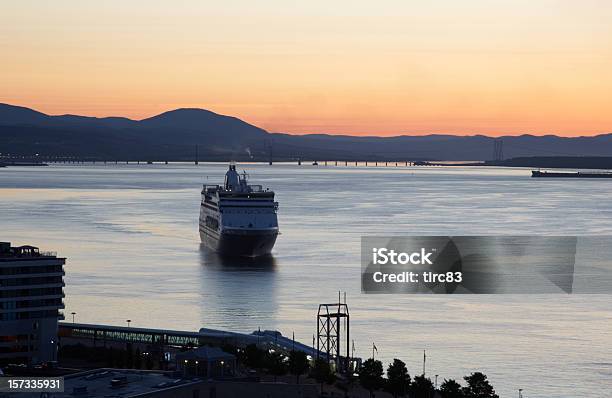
[200,228,278,257]
[532,170,612,178]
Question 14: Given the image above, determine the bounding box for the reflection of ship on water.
[199,163,279,257]
[198,244,278,330]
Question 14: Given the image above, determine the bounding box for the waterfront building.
[0,242,65,365]
[176,346,236,378]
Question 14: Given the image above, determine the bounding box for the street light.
[71,312,76,323]
[50,339,57,361]
[126,319,131,328]
[220,360,224,378]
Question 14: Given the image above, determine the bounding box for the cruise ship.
[199,163,279,257]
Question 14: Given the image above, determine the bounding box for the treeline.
[234,344,499,398]
[59,343,499,398]
[359,357,498,398]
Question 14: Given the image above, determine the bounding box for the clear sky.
[1,1,611,136]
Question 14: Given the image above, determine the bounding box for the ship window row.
[219,194,272,199]
[1,298,63,310]
[0,265,63,275]
[205,216,219,230]
[202,203,219,212]
[0,276,63,287]
[0,309,60,321]
[0,287,63,298]
[220,209,275,214]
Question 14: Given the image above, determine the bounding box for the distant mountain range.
[1,103,611,161]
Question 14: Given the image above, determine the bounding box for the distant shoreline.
[430,156,612,170]
[0,161,48,167]
[3,156,612,171]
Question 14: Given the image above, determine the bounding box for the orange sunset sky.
[1,1,612,136]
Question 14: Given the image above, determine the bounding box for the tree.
[311,358,336,392]
[358,358,384,398]
[266,351,288,382]
[288,350,310,384]
[339,371,357,398]
[440,379,464,398]
[243,344,265,369]
[462,372,498,398]
[385,358,411,397]
[410,375,435,398]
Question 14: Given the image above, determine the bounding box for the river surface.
[1,163,610,397]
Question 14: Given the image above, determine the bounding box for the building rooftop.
[10,369,198,398]
[0,242,58,259]
[176,346,235,362]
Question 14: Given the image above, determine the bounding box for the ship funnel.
[225,163,240,191]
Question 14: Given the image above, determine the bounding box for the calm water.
[1,163,611,397]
